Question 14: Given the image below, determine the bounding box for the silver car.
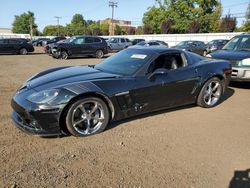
[107,37,132,52]
[134,40,169,48]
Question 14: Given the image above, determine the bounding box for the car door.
[8,39,21,53]
[71,37,87,56]
[0,39,8,53]
[130,53,198,113]
[119,38,126,50]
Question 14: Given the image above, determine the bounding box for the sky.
[0,0,249,31]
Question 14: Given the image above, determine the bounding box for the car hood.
[210,50,250,61]
[27,66,119,90]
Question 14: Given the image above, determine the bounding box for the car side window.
[121,38,125,43]
[148,42,159,46]
[0,39,6,44]
[73,37,85,44]
[147,53,185,74]
[85,37,94,43]
[9,39,20,44]
[93,37,101,43]
[238,37,250,49]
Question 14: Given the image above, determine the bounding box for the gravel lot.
[0,48,250,188]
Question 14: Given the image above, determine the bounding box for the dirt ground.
[0,48,250,188]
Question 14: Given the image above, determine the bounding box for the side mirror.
[148,68,168,80]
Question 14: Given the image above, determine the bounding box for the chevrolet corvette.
[11,47,231,137]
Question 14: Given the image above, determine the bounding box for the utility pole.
[109,1,118,35]
[29,18,33,39]
[54,16,62,36]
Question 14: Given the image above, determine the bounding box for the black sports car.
[11,48,231,137]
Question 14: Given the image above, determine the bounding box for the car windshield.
[222,37,240,50]
[95,49,153,76]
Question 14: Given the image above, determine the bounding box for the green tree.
[135,26,144,35]
[12,11,38,34]
[88,22,101,35]
[240,3,250,32]
[70,14,86,35]
[43,25,65,36]
[100,23,109,35]
[143,0,221,34]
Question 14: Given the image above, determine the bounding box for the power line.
[54,16,62,36]
[109,1,118,35]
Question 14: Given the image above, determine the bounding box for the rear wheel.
[197,77,223,108]
[19,48,28,55]
[65,97,110,137]
[61,50,68,60]
[95,50,104,59]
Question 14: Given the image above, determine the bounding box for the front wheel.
[65,97,110,137]
[19,48,28,55]
[197,77,223,108]
[61,50,68,60]
[95,50,104,59]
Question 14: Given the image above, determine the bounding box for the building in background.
[0,28,12,34]
[100,18,136,35]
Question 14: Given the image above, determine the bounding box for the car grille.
[232,69,238,77]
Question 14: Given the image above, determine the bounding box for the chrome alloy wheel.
[71,100,105,135]
[203,80,222,106]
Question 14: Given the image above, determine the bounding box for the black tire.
[65,97,110,137]
[61,50,68,60]
[95,50,104,59]
[19,48,28,55]
[197,77,223,108]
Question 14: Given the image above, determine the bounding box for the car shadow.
[230,82,250,89]
[228,168,250,188]
[107,88,235,132]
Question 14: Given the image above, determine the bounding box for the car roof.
[128,46,182,54]
[238,33,250,37]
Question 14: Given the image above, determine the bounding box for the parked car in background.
[32,38,51,46]
[11,47,231,137]
[44,37,66,53]
[207,33,250,82]
[206,39,229,54]
[107,37,132,51]
[134,40,169,48]
[45,39,69,55]
[0,38,34,55]
[51,35,108,59]
[131,38,145,45]
[173,40,207,56]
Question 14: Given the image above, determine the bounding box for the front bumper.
[11,97,63,136]
[231,66,250,82]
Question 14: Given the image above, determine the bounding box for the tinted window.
[149,42,159,46]
[93,37,101,43]
[238,37,250,50]
[0,39,7,44]
[9,39,21,44]
[121,38,125,43]
[85,37,94,43]
[95,49,153,75]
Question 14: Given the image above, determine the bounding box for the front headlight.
[27,89,59,104]
[238,58,250,66]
